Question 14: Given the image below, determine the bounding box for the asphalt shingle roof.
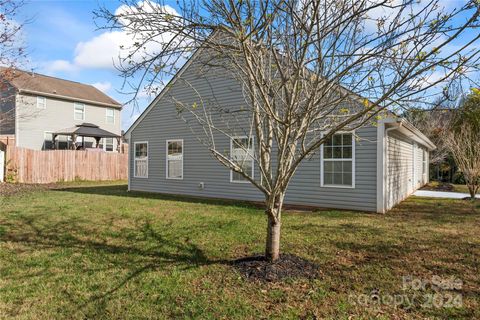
[1,68,121,108]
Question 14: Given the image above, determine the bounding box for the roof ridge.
[0,66,122,107]
[6,67,91,87]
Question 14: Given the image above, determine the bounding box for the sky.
[16,0,478,131]
[19,0,181,131]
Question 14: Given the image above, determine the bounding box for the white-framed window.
[43,131,53,150]
[104,138,114,152]
[106,108,115,124]
[166,140,183,179]
[134,142,148,178]
[99,138,114,152]
[321,132,355,188]
[37,96,46,109]
[56,135,71,150]
[74,103,85,121]
[230,136,254,183]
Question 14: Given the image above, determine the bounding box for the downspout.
[126,135,131,192]
[381,120,403,213]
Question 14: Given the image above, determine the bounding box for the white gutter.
[18,89,122,109]
[399,119,436,151]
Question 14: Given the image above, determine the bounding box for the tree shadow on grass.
[0,211,230,318]
[53,184,263,210]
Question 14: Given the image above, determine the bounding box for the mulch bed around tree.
[0,183,56,197]
[232,254,320,282]
[421,182,455,192]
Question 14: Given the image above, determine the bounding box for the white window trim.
[106,108,115,124]
[134,141,148,178]
[166,139,184,180]
[74,102,85,121]
[230,136,254,184]
[103,137,115,152]
[320,131,356,189]
[54,135,71,150]
[37,96,46,109]
[43,131,53,150]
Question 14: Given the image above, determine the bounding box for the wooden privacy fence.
[0,135,15,146]
[4,146,128,183]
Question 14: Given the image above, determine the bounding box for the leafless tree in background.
[445,123,480,198]
[445,88,480,198]
[98,0,480,261]
[0,0,28,134]
[404,107,452,165]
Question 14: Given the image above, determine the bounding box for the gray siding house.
[125,52,435,213]
[0,69,122,151]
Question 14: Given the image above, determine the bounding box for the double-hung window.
[106,108,115,124]
[37,96,46,109]
[230,136,254,183]
[104,138,114,152]
[322,132,354,187]
[74,103,85,120]
[134,142,148,178]
[166,140,183,179]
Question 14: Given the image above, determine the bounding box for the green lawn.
[1,182,479,319]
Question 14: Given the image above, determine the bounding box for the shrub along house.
[0,68,122,151]
[124,51,435,213]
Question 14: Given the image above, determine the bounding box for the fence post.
[0,149,4,182]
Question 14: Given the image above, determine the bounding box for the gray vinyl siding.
[15,93,121,150]
[0,83,16,134]
[284,127,377,211]
[129,57,379,212]
[129,64,264,203]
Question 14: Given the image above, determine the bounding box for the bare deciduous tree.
[445,123,480,198]
[0,0,28,134]
[98,0,480,261]
[404,107,452,165]
[445,89,480,198]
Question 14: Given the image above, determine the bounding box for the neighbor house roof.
[54,123,121,138]
[0,68,122,108]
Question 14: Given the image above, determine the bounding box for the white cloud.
[48,1,180,71]
[91,81,112,93]
[73,31,128,69]
[43,59,78,73]
[362,0,461,33]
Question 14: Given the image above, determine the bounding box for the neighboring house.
[0,68,122,151]
[124,50,435,213]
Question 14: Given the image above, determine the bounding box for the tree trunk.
[467,184,478,199]
[265,210,281,262]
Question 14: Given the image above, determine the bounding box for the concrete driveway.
[414,190,480,199]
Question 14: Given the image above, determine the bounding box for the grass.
[0,181,479,319]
